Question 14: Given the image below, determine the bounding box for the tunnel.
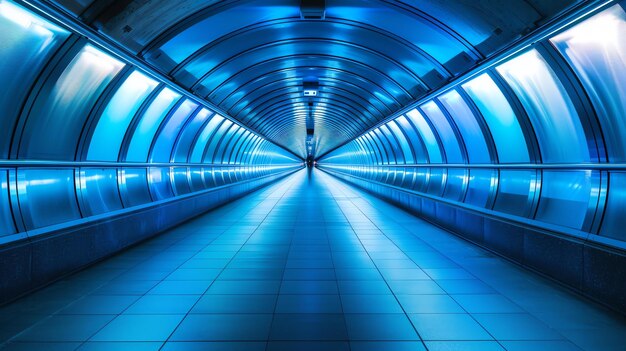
[1,0,626,349]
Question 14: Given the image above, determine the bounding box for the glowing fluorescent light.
[553,5,625,47]
[1,0,45,29]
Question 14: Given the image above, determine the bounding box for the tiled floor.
[1,169,625,350]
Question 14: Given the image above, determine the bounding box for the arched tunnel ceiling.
[57,0,578,158]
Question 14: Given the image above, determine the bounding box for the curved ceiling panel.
[56,0,578,157]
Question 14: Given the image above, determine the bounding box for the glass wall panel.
[224,167,234,184]
[402,167,416,188]
[172,108,212,162]
[150,99,199,162]
[79,168,122,216]
[413,168,429,192]
[494,170,536,217]
[357,137,378,165]
[229,130,251,164]
[550,5,626,161]
[204,121,233,163]
[148,167,174,200]
[189,167,205,191]
[366,132,388,164]
[190,115,225,163]
[203,167,216,188]
[236,134,257,164]
[438,90,490,163]
[242,136,261,164]
[214,126,241,164]
[172,167,191,195]
[388,121,414,164]
[426,169,445,197]
[395,116,428,163]
[600,172,626,241]
[374,128,397,164]
[0,1,69,158]
[536,170,595,229]
[126,87,181,162]
[213,167,225,186]
[443,169,467,201]
[0,170,16,237]
[220,128,245,164]
[393,166,405,186]
[87,70,158,161]
[461,73,529,163]
[496,49,589,162]
[465,169,495,208]
[18,169,81,229]
[119,168,151,207]
[380,125,404,164]
[420,101,464,163]
[20,44,124,160]
[406,109,443,163]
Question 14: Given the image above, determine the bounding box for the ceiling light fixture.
[303,81,319,97]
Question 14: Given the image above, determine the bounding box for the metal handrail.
[318,162,626,170]
[0,160,302,168]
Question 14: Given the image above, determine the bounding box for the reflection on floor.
[1,169,625,351]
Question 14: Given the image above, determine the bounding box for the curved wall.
[0,0,301,302]
[319,3,626,311]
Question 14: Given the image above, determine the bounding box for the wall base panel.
[0,170,299,305]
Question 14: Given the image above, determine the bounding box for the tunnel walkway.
[1,169,625,351]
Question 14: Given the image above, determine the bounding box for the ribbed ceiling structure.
[55,0,577,157]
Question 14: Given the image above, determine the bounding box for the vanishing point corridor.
[2,169,625,350]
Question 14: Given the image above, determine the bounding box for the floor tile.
[165,269,221,281]
[266,341,349,351]
[57,295,139,315]
[90,314,184,341]
[77,341,163,350]
[452,294,524,314]
[344,314,419,340]
[436,280,495,294]
[269,314,348,340]
[396,294,464,313]
[473,314,564,340]
[500,340,583,351]
[279,280,339,294]
[387,280,446,295]
[160,342,266,350]
[340,294,403,313]
[125,295,199,314]
[0,342,82,351]
[170,314,273,341]
[148,281,212,295]
[206,280,282,295]
[192,294,277,314]
[350,341,427,351]
[424,341,505,351]
[275,294,342,313]
[409,314,493,340]
[282,269,336,281]
[14,315,115,342]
